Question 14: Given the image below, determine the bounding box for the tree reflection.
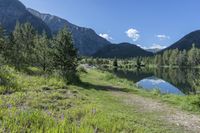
[112,67,200,95]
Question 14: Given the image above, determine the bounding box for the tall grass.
[0,66,196,132]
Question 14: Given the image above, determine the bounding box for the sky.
[20,0,200,49]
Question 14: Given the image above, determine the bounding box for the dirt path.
[111,90,200,133]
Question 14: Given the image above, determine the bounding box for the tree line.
[154,44,200,67]
[0,22,78,83]
[136,46,200,68]
[82,45,200,69]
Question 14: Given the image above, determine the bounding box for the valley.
[0,0,200,133]
[1,66,200,132]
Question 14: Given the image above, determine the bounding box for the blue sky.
[20,0,200,49]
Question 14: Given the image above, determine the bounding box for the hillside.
[28,8,111,56]
[93,43,153,58]
[0,0,51,34]
[160,30,200,53]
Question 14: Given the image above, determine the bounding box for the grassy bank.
[89,69,200,114]
[0,66,199,132]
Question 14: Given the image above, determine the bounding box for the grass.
[0,65,199,132]
[90,69,200,114]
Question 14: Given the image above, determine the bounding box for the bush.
[77,66,87,73]
[0,66,20,94]
[64,72,80,84]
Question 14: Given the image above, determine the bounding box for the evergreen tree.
[35,32,52,71]
[177,50,187,66]
[10,22,36,68]
[169,49,179,66]
[188,44,198,66]
[136,57,142,67]
[0,26,5,52]
[21,22,36,66]
[53,26,78,83]
[154,54,163,66]
[163,50,170,66]
[0,25,6,64]
[10,22,23,68]
[113,58,118,68]
[197,49,200,65]
[0,25,5,52]
[154,55,159,66]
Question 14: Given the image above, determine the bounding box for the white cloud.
[140,79,166,85]
[149,44,167,49]
[99,33,113,41]
[125,28,140,41]
[136,44,147,49]
[136,44,167,50]
[156,34,170,40]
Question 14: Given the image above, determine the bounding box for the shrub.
[0,66,20,94]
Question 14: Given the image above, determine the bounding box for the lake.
[111,67,200,95]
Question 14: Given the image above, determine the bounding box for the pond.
[136,76,185,95]
[111,68,200,95]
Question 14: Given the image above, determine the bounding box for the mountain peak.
[0,0,51,34]
[27,8,63,24]
[28,8,111,55]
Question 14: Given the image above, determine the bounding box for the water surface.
[136,76,184,95]
[111,68,200,95]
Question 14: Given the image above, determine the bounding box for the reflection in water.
[136,76,184,95]
[111,67,200,95]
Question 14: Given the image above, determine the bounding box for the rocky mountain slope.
[28,8,111,55]
[0,0,51,35]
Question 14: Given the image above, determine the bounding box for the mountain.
[160,30,200,52]
[28,8,111,56]
[93,43,153,58]
[0,0,51,34]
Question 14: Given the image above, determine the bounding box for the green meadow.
[0,65,200,132]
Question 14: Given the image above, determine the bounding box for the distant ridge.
[160,30,200,53]
[0,0,51,35]
[93,43,153,58]
[28,8,111,56]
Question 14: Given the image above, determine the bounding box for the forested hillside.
[93,43,153,58]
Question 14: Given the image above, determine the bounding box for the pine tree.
[35,32,51,71]
[136,57,142,67]
[188,44,198,66]
[113,58,118,68]
[0,26,5,50]
[154,54,163,66]
[169,49,179,66]
[53,26,78,83]
[10,22,36,68]
[10,22,23,68]
[21,23,36,66]
[177,50,187,66]
[0,25,5,51]
[163,50,169,66]
[0,25,6,64]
